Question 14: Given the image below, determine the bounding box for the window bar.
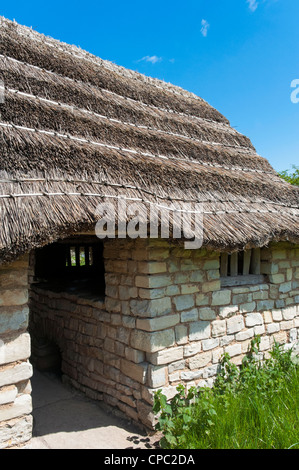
[230,252,238,277]
[85,245,90,267]
[75,245,80,268]
[65,245,72,267]
[243,250,251,275]
[251,248,261,275]
[220,253,228,277]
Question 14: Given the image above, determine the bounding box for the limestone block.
[203,260,219,270]
[202,338,219,351]
[0,333,31,366]
[135,275,172,289]
[181,308,198,323]
[173,295,195,312]
[168,360,186,373]
[290,328,297,342]
[148,346,184,365]
[189,351,211,369]
[211,290,231,306]
[202,280,221,293]
[269,274,285,284]
[0,289,28,307]
[219,305,238,319]
[0,415,32,449]
[181,284,199,295]
[169,371,180,382]
[239,302,256,313]
[118,286,138,301]
[259,336,270,351]
[165,285,180,296]
[198,307,216,321]
[181,370,203,381]
[267,323,280,334]
[272,309,283,321]
[272,331,287,344]
[138,261,167,274]
[211,320,226,337]
[195,293,209,306]
[202,364,219,378]
[120,359,148,384]
[124,347,145,364]
[0,361,33,388]
[175,325,188,345]
[138,288,166,300]
[282,306,296,320]
[0,394,32,422]
[279,282,292,293]
[130,297,172,317]
[245,313,263,327]
[226,315,244,334]
[280,320,294,331]
[189,271,205,283]
[0,386,18,405]
[0,306,29,335]
[252,291,269,301]
[212,347,224,363]
[189,321,211,341]
[272,250,287,260]
[0,269,28,289]
[136,314,180,332]
[257,300,274,311]
[235,328,255,341]
[130,328,175,353]
[254,325,265,336]
[225,343,242,358]
[174,272,189,284]
[263,311,273,324]
[184,343,202,357]
[137,400,156,429]
[147,365,167,388]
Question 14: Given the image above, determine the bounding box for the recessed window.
[34,238,105,297]
[220,248,264,287]
[66,245,95,268]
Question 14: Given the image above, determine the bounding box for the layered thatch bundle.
[0,16,298,264]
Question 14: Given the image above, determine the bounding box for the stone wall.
[29,238,155,428]
[1,238,298,447]
[28,238,299,431]
[0,255,32,449]
[134,240,299,403]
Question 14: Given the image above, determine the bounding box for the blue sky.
[1,0,298,172]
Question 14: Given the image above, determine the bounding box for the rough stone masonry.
[0,238,299,448]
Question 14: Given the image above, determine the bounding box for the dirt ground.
[30,369,160,449]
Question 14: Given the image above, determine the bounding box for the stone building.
[0,17,298,448]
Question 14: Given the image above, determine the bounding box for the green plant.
[278,165,299,186]
[153,337,299,449]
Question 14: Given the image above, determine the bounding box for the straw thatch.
[0,16,298,264]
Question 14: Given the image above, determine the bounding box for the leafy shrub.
[153,337,299,449]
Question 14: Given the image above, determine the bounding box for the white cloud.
[200,19,210,37]
[247,0,259,11]
[137,55,162,64]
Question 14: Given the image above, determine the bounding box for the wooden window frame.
[220,248,264,287]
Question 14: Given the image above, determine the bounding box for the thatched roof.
[0,16,298,264]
